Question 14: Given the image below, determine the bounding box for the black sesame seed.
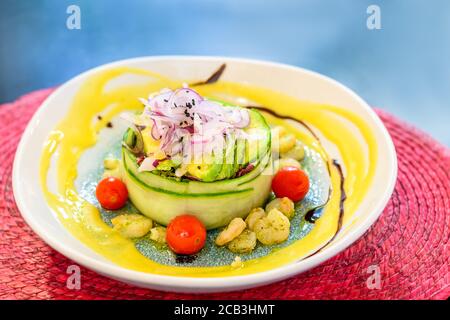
[106,122,113,128]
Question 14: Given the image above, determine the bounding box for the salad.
[95,86,314,257]
[40,62,378,275]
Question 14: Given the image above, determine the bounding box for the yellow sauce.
[39,67,377,277]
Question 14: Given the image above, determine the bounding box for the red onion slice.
[138,157,156,172]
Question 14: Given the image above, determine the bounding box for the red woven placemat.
[0,89,448,300]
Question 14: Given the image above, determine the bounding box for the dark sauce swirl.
[191,63,227,86]
[175,254,198,264]
[247,105,321,141]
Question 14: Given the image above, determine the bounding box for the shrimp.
[149,226,167,244]
[273,157,302,172]
[265,197,295,219]
[281,140,305,161]
[271,126,296,154]
[254,209,290,245]
[215,218,246,246]
[227,229,257,254]
[279,134,296,153]
[103,158,120,170]
[111,213,153,238]
[102,158,122,179]
[245,207,266,231]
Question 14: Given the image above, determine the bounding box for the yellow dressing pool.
[39,67,377,277]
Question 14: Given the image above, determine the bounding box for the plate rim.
[12,55,398,293]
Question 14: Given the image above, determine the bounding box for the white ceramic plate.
[13,56,397,293]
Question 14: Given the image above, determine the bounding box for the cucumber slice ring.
[122,156,273,229]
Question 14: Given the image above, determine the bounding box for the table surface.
[0,0,449,147]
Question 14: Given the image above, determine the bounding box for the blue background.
[1,0,449,145]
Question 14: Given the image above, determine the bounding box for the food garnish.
[265,197,295,220]
[215,217,246,246]
[254,209,291,245]
[245,208,266,231]
[166,214,207,255]
[273,157,302,172]
[271,166,310,202]
[149,226,167,244]
[122,88,255,181]
[227,229,257,254]
[281,140,305,160]
[95,177,128,210]
[111,213,152,238]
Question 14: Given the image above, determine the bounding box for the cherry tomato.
[166,215,206,255]
[95,177,128,210]
[271,166,310,202]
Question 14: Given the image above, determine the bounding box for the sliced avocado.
[187,152,222,182]
[216,135,237,180]
[184,101,270,175]
[233,137,247,174]
[123,128,144,156]
[124,101,270,183]
[244,109,271,165]
[141,127,160,155]
[156,159,177,171]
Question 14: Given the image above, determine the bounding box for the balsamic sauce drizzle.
[175,254,198,264]
[246,105,321,141]
[304,207,322,223]
[331,159,347,242]
[191,63,227,86]
[302,160,347,260]
[246,105,348,258]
